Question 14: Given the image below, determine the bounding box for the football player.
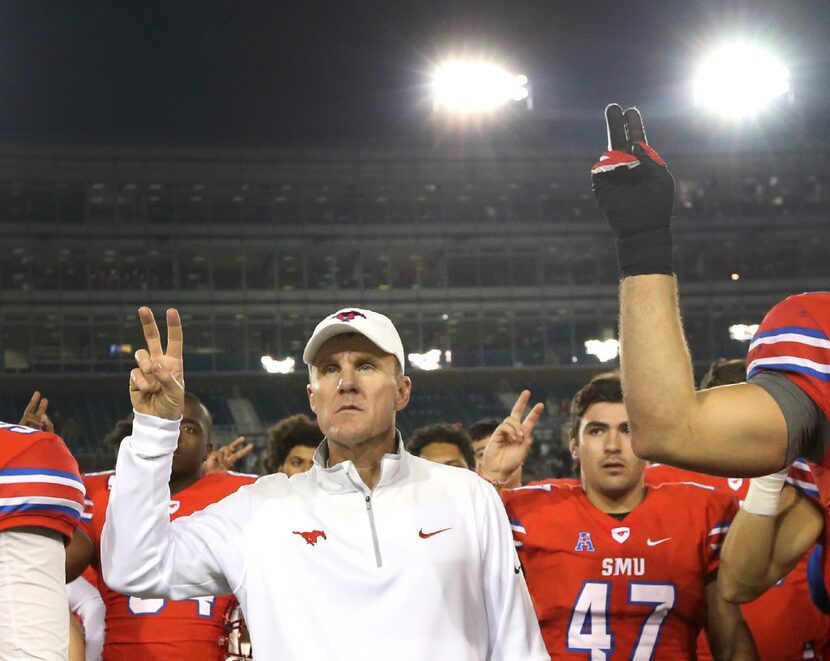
[717,456,830,659]
[0,407,85,658]
[589,103,827,479]
[648,459,830,660]
[646,359,830,660]
[588,103,830,638]
[483,374,757,659]
[83,392,256,660]
[407,423,476,469]
[263,413,322,476]
[467,418,501,472]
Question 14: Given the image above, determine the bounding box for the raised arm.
[203,435,254,474]
[101,307,240,598]
[479,390,544,490]
[619,276,787,476]
[592,105,787,477]
[18,390,54,433]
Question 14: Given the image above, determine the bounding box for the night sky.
[0,0,827,146]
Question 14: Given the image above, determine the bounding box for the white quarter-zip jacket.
[102,412,549,660]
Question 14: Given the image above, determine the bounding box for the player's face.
[172,400,211,480]
[571,402,645,500]
[307,334,411,449]
[280,445,316,477]
[471,437,488,471]
[418,442,470,469]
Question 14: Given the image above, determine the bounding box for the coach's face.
[571,402,645,499]
[307,334,411,449]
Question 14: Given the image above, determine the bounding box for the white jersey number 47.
[567,580,676,660]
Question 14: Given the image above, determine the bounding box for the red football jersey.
[645,464,748,499]
[788,461,830,600]
[84,469,256,661]
[647,463,830,660]
[746,293,830,451]
[0,421,84,542]
[502,480,736,659]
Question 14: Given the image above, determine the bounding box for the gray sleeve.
[749,371,830,465]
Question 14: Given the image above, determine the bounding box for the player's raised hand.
[202,436,254,474]
[591,104,675,277]
[480,390,544,486]
[129,307,185,421]
[18,391,54,434]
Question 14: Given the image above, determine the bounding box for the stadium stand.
[1,142,827,477]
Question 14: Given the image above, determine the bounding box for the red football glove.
[591,104,675,277]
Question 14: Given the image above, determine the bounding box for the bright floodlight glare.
[432,60,529,113]
[729,324,759,342]
[584,339,619,363]
[261,355,296,374]
[694,43,790,117]
[408,349,443,371]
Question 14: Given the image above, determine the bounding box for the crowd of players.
[4,343,829,659]
[6,326,830,661]
[1,105,829,660]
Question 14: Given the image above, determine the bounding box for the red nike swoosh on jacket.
[419,527,452,539]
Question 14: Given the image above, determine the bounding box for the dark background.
[0,0,827,146]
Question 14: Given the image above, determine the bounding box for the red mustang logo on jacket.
[334,310,366,322]
[293,530,327,546]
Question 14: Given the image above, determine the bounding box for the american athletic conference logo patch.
[575,532,595,552]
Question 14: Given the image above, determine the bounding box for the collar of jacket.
[310,431,408,494]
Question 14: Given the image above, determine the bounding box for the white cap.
[303,308,405,373]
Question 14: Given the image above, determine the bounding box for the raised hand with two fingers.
[480,390,544,489]
[18,391,54,434]
[202,436,255,474]
[591,104,675,277]
[130,307,185,421]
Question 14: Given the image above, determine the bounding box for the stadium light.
[261,355,296,374]
[408,348,443,371]
[729,324,759,342]
[693,43,790,118]
[584,339,619,363]
[431,59,529,113]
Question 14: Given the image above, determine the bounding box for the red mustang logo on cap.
[293,530,327,546]
[334,310,366,322]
